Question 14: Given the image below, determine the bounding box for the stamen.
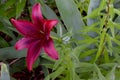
[40,30,44,34]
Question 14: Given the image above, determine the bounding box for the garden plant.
[1,0,120,80]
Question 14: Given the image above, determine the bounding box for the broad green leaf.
[55,0,85,39]
[0,63,10,80]
[40,4,66,35]
[40,3,60,20]
[16,0,26,18]
[0,47,26,60]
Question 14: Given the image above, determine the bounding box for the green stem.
[94,0,110,62]
[51,36,59,41]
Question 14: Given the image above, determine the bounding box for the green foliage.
[16,0,27,18]
[0,63,10,80]
[1,0,120,79]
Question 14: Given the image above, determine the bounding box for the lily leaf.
[55,0,85,39]
[0,63,10,80]
[0,47,26,60]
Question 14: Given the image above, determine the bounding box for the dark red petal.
[10,19,39,37]
[44,20,58,38]
[43,38,59,60]
[32,3,44,29]
[15,38,36,50]
[26,40,43,71]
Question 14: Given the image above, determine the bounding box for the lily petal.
[15,38,36,50]
[44,20,58,38]
[43,38,59,60]
[27,40,43,71]
[10,19,39,37]
[32,3,44,29]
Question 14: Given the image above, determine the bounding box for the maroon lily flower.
[10,3,59,71]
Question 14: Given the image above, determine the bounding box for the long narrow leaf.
[55,0,85,39]
[0,47,26,60]
[0,63,10,80]
[16,0,26,18]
